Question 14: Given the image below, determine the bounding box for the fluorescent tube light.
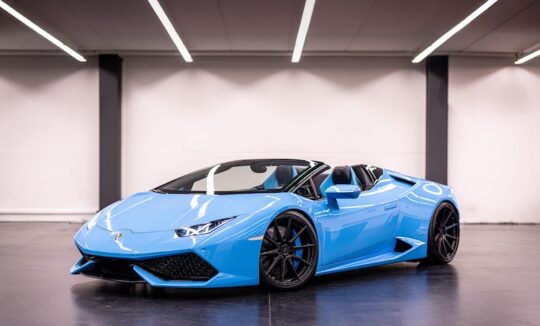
[515,49,540,65]
[0,0,86,62]
[292,0,316,63]
[412,0,498,63]
[148,0,192,63]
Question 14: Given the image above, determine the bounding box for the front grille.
[138,253,218,281]
[81,255,143,282]
[81,253,218,282]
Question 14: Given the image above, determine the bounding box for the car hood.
[95,191,283,233]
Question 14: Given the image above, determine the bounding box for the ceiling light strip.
[412,0,498,63]
[515,49,540,64]
[292,0,316,63]
[148,0,192,63]
[0,0,86,62]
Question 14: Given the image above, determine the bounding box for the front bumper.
[71,251,217,281]
[70,252,246,288]
[71,223,265,288]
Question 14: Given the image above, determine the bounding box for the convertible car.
[71,159,460,290]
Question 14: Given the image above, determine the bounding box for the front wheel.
[259,211,318,290]
[424,202,460,264]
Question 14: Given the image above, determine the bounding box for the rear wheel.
[425,202,460,264]
[259,211,318,290]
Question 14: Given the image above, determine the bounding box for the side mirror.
[325,184,361,209]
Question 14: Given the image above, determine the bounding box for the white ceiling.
[0,0,538,56]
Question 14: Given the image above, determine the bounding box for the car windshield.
[155,159,317,194]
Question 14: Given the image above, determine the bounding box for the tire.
[424,202,460,264]
[259,211,318,290]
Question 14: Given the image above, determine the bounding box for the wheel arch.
[284,208,317,230]
[436,199,460,222]
[424,199,461,263]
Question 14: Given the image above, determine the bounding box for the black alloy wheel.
[259,211,318,290]
[425,202,460,264]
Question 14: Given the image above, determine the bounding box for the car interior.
[259,163,384,200]
[295,164,384,200]
[262,165,298,189]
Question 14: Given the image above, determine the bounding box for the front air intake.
[81,255,143,282]
[81,252,218,282]
[138,253,218,281]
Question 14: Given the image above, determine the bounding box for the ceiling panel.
[0,7,56,50]
[304,0,377,51]
[56,0,172,50]
[0,0,89,51]
[439,0,536,52]
[0,0,172,51]
[210,0,303,51]
[161,0,229,51]
[348,0,486,52]
[0,0,537,55]
[465,0,540,53]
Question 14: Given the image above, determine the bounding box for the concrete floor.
[0,223,539,326]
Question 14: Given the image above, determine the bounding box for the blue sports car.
[71,159,460,290]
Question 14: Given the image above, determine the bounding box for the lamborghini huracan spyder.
[71,159,460,290]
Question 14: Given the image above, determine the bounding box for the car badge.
[113,232,123,241]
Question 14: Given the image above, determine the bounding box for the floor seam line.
[268,292,272,326]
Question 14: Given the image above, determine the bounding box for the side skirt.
[315,237,426,276]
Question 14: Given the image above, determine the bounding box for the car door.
[318,178,400,267]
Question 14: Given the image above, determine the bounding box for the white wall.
[449,57,540,223]
[3,55,538,223]
[0,57,99,221]
[122,57,426,196]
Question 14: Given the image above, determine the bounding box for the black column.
[425,56,448,185]
[99,54,122,209]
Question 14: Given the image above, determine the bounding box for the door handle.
[384,203,398,210]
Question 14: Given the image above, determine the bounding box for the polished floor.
[0,223,539,326]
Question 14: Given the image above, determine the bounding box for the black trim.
[308,177,320,200]
[426,55,448,185]
[99,54,122,209]
[285,163,330,193]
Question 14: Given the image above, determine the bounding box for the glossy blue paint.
[69,258,95,274]
[325,184,361,209]
[72,163,459,288]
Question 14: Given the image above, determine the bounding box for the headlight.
[175,217,235,237]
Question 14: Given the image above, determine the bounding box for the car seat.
[319,166,360,197]
[262,165,298,189]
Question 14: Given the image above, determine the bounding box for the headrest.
[275,166,293,186]
[332,166,351,185]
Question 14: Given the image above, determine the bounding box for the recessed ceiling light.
[148,0,192,63]
[292,0,316,63]
[515,48,540,65]
[0,0,86,62]
[412,0,498,63]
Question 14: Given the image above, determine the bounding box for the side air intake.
[394,238,413,253]
[389,174,417,186]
